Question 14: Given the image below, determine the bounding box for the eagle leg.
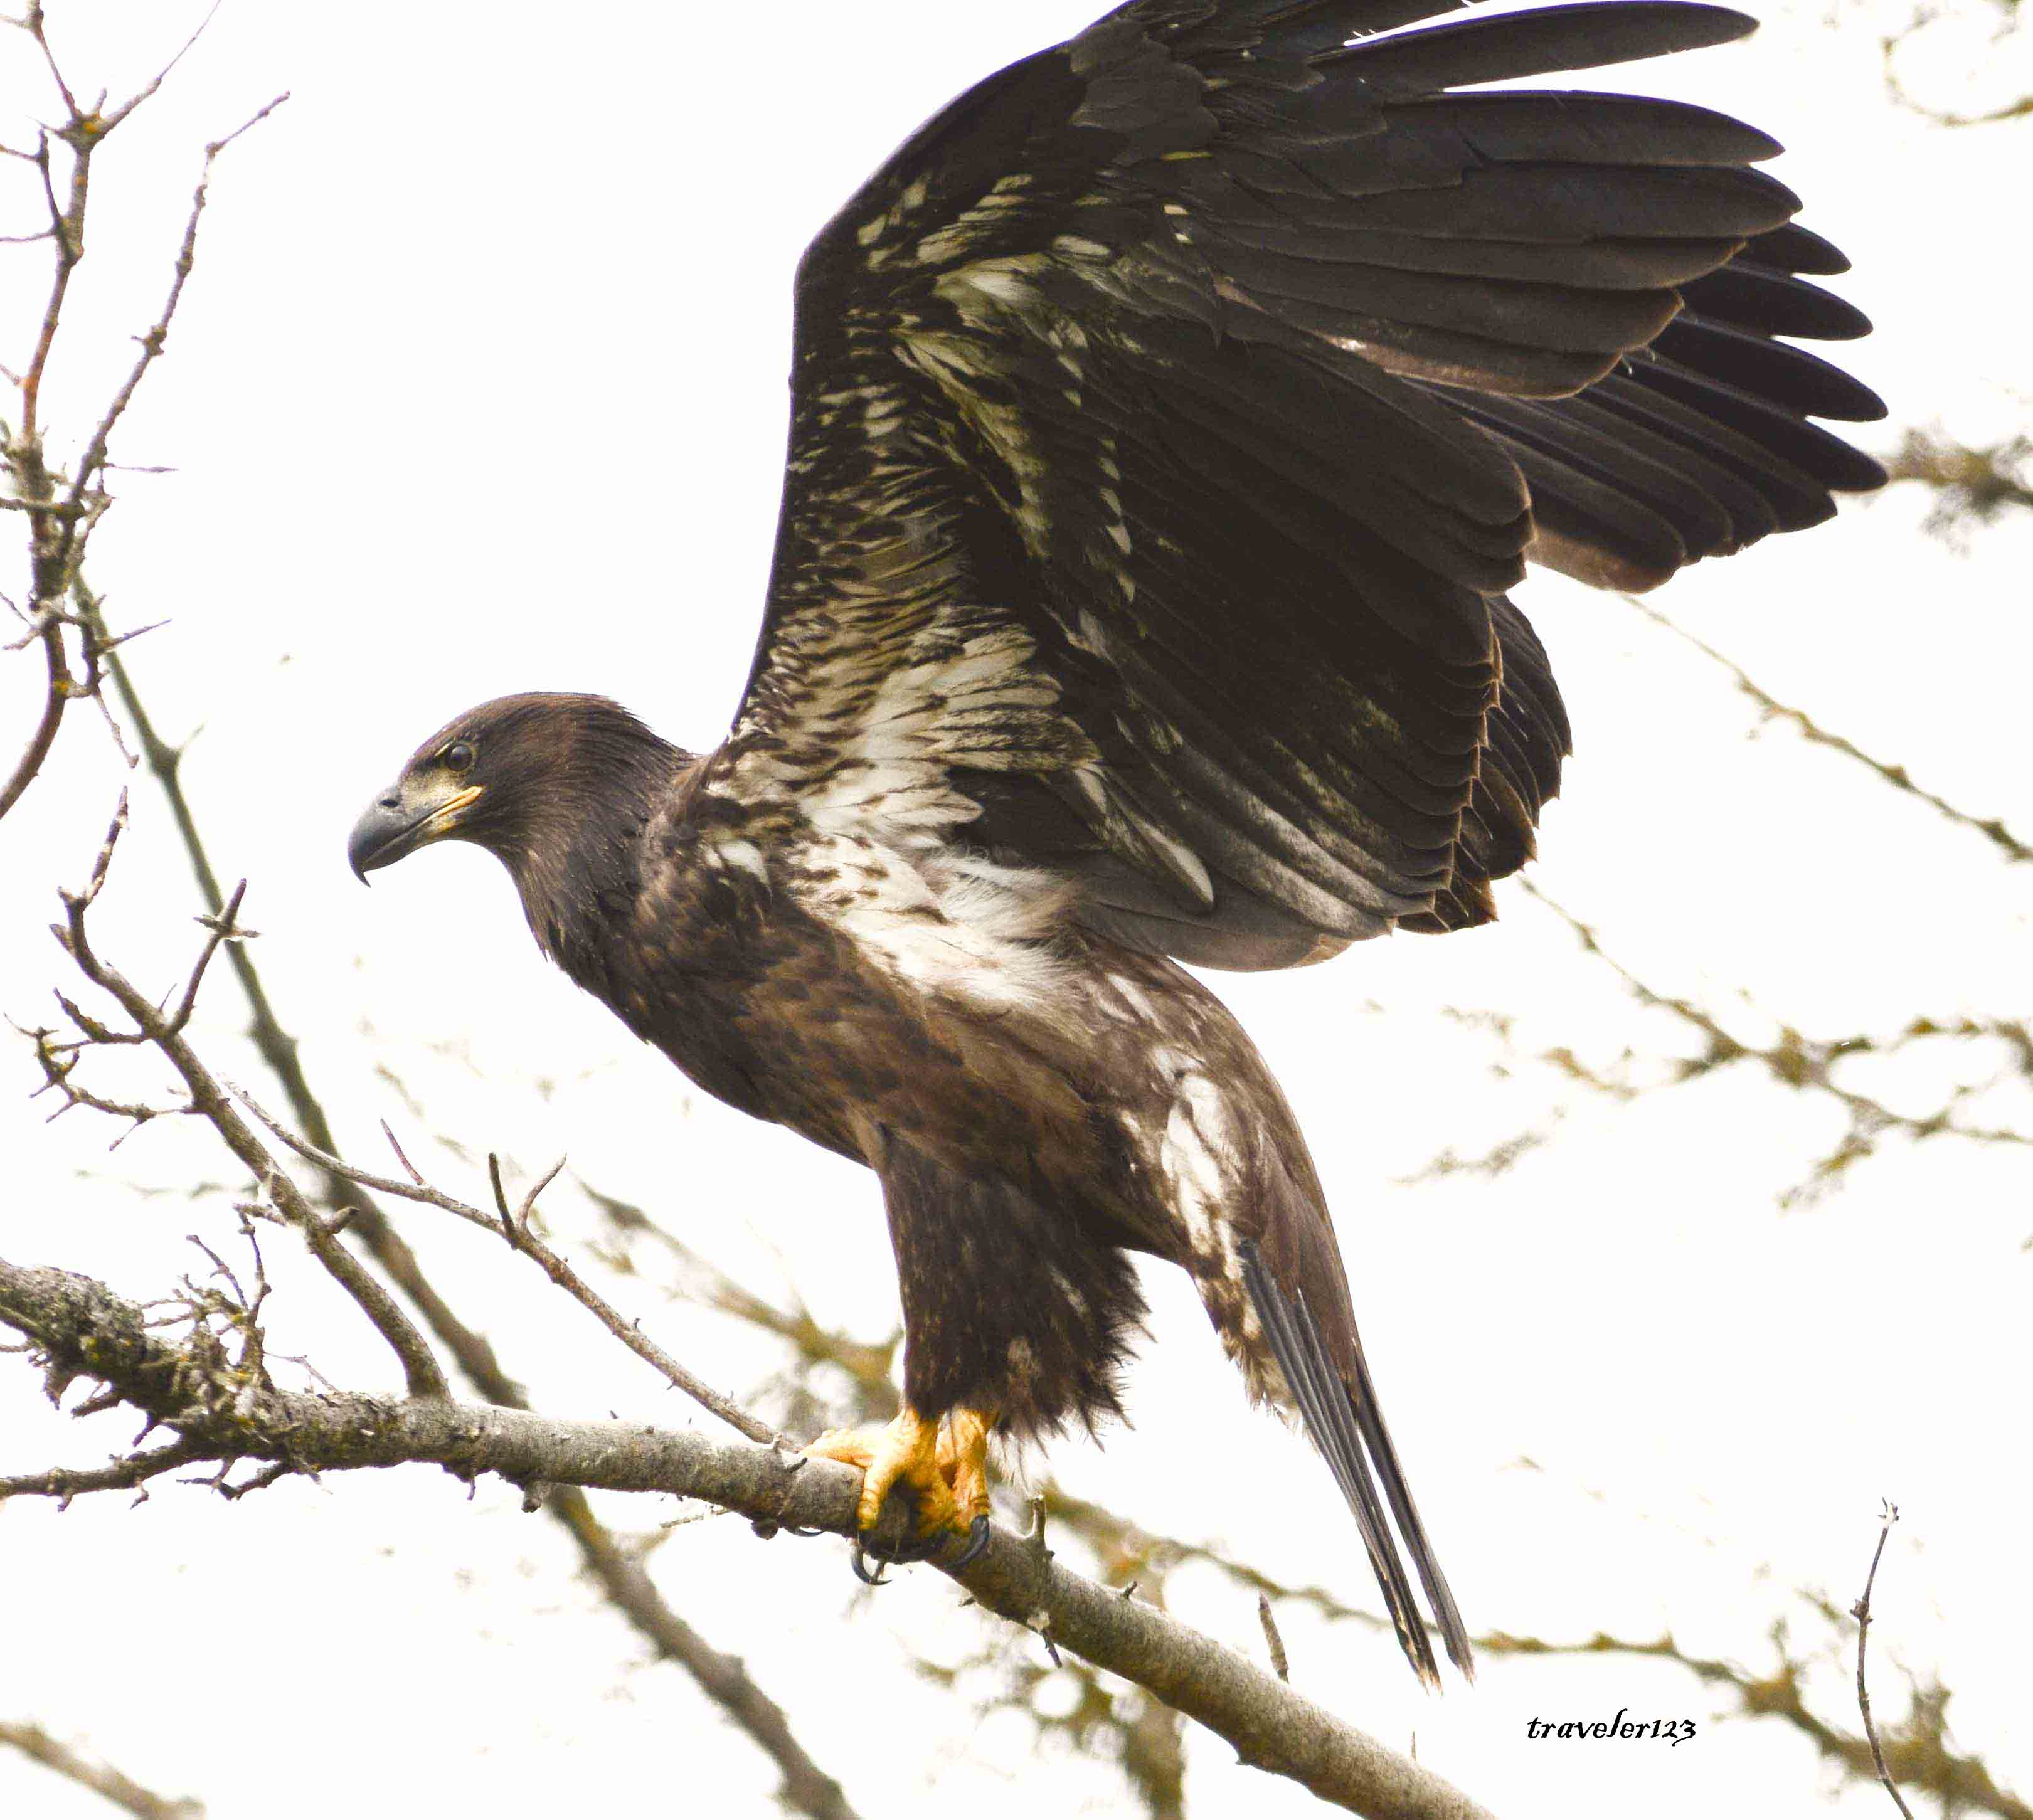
[937,1407,995,1530]
[937,1406,996,1568]
[805,1404,994,1570]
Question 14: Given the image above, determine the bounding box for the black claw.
[945,1514,992,1570]
[850,1533,889,1586]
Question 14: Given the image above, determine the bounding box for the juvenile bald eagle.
[349,0,1881,1685]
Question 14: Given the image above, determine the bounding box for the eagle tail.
[1239,1239,1473,1687]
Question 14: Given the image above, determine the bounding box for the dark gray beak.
[348,779,482,882]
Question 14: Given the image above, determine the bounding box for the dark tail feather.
[1239,1240,1473,1686]
[1340,1317,1475,1680]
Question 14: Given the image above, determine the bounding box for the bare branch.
[0,1257,1502,1820]
[276,1194,449,1402]
[0,605,70,822]
[0,1718,201,1819]
[93,0,224,134]
[1882,427,2033,537]
[701,1250,2028,1820]
[0,1435,204,1505]
[66,93,290,511]
[12,6,82,119]
[541,1489,861,1820]
[1622,593,2032,866]
[83,633,872,1820]
[229,1091,780,1448]
[33,810,451,1399]
[1,16,282,830]
[1853,1504,1918,1820]
[581,1178,901,1409]
[1521,881,2033,1187]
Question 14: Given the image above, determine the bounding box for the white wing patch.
[718,521,1088,1017]
[790,837,1077,1015]
[788,619,1080,1012]
[1153,1048,1239,1267]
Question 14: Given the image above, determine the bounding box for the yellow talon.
[803,1405,995,1543]
[940,1407,994,1530]
[802,1426,876,1474]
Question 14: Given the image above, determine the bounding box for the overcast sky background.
[3,3,2029,1817]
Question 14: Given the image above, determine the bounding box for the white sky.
[2,4,2029,1818]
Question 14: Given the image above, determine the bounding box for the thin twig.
[227,1091,780,1449]
[1622,594,2032,865]
[1853,1503,1917,1820]
[2,14,283,829]
[66,93,290,511]
[1258,1595,1290,1683]
[0,1436,205,1506]
[38,815,450,1400]
[0,1718,201,1819]
[1522,881,2033,1165]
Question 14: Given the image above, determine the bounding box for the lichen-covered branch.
[0,1257,1499,1820]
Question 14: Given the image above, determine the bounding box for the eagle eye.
[442,739,475,775]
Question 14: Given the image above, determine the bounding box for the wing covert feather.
[713,0,1881,965]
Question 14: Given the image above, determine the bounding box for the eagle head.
[346,692,673,883]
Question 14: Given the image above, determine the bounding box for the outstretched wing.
[709,0,1882,968]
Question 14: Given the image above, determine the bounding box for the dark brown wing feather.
[713,0,1881,965]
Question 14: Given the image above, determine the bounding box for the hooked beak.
[348,781,482,883]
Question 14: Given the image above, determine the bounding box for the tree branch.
[80,635,869,1820]
[541,1488,860,1820]
[1621,593,2032,866]
[1,18,280,829]
[0,1257,1499,1820]
[231,1093,779,1448]
[29,803,452,1400]
[1517,881,2032,1202]
[1882,427,2033,537]
[0,1718,201,1820]
[613,1182,2032,1820]
[0,604,71,823]
[0,1434,205,1505]
[1853,1504,1918,1820]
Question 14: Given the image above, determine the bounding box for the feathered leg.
[808,1134,1145,1577]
